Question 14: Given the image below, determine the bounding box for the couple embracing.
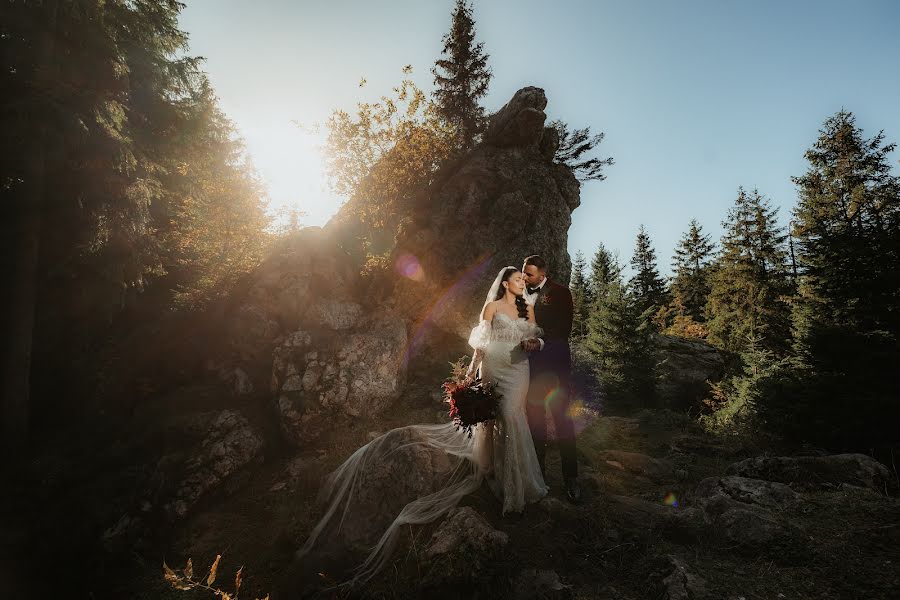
[297,255,582,587]
[464,255,581,512]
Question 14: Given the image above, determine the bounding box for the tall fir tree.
[791,110,900,338]
[705,188,792,356]
[431,0,492,151]
[588,242,621,303]
[628,225,668,317]
[583,276,657,409]
[1,0,272,446]
[755,111,900,450]
[570,250,590,338]
[670,219,715,321]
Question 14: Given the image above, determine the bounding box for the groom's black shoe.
[565,476,582,504]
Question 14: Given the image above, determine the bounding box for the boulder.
[225,227,359,361]
[163,410,264,520]
[653,555,708,600]
[725,454,894,493]
[271,314,408,445]
[596,450,676,483]
[695,476,800,511]
[318,427,470,552]
[655,334,725,408]
[423,507,509,585]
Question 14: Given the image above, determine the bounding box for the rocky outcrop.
[653,555,708,600]
[219,86,580,448]
[596,450,676,483]
[655,334,724,408]
[271,315,408,445]
[317,427,470,552]
[163,410,265,520]
[221,226,409,445]
[225,227,361,362]
[424,507,509,586]
[102,409,265,552]
[391,86,580,348]
[725,453,894,493]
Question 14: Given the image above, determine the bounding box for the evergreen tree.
[431,0,492,151]
[588,242,621,303]
[670,219,715,321]
[570,251,590,338]
[705,188,792,356]
[1,0,272,446]
[548,119,615,183]
[584,277,657,409]
[791,110,900,338]
[628,225,668,317]
[755,111,900,450]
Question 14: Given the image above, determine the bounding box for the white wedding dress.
[469,312,550,513]
[296,311,548,588]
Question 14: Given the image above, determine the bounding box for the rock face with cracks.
[391,86,580,348]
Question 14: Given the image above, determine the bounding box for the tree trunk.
[2,0,58,452]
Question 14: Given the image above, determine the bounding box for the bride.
[296,266,549,587]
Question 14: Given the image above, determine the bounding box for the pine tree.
[584,277,657,409]
[570,251,590,338]
[791,110,900,338]
[705,188,792,356]
[670,219,715,321]
[1,0,272,445]
[588,242,621,303]
[754,111,900,450]
[432,0,492,151]
[628,225,668,317]
[548,119,615,184]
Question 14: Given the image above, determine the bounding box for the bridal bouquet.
[442,362,501,437]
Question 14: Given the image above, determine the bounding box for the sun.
[239,117,338,227]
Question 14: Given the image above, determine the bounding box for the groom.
[521,255,581,503]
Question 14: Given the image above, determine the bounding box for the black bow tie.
[527,286,539,295]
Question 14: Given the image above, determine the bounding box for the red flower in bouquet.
[441,377,501,437]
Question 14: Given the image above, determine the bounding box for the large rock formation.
[222,228,409,445]
[271,314,408,445]
[217,86,579,446]
[391,86,580,348]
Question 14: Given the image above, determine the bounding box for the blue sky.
[178,0,900,277]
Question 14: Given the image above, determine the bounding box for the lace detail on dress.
[489,312,543,343]
[469,313,542,349]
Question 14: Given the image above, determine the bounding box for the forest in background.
[3,2,899,598]
[3,0,898,470]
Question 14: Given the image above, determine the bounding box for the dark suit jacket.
[529,279,574,376]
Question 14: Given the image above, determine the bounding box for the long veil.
[293,267,514,589]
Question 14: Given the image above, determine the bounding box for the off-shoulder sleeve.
[468,319,492,350]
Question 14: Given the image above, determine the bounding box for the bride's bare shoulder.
[482,301,500,320]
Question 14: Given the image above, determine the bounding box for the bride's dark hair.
[494,267,529,319]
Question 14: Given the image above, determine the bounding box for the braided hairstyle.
[494,267,529,319]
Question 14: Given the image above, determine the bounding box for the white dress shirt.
[524,276,547,350]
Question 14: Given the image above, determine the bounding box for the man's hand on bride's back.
[520,338,540,352]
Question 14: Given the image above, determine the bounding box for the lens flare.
[663,492,679,507]
[401,252,495,369]
[395,254,425,281]
[543,385,561,407]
